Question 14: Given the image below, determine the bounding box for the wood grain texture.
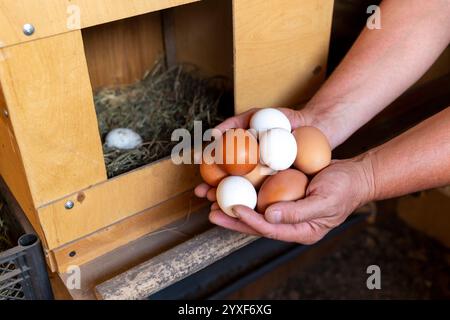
[0,85,46,244]
[52,191,207,273]
[83,12,164,89]
[171,0,234,79]
[0,0,200,47]
[233,0,334,113]
[398,190,450,248]
[59,208,212,300]
[0,31,107,207]
[38,158,202,249]
[96,227,258,300]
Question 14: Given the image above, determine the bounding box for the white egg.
[250,108,291,135]
[216,176,257,217]
[259,128,297,171]
[105,128,143,150]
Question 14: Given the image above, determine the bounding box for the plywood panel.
[0,0,200,47]
[96,227,258,300]
[83,12,164,89]
[38,158,202,249]
[58,208,211,300]
[52,191,206,273]
[233,0,334,113]
[0,85,47,244]
[398,190,450,248]
[171,0,234,79]
[0,31,107,207]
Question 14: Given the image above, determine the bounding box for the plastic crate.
[0,233,53,300]
[0,180,53,300]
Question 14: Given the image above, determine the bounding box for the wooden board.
[233,0,334,113]
[171,0,234,80]
[0,86,46,243]
[51,191,207,273]
[83,12,164,89]
[397,190,450,248]
[0,0,200,47]
[37,158,202,249]
[58,208,212,300]
[96,227,258,300]
[0,31,107,208]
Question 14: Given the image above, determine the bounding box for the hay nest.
[94,62,228,177]
[0,202,13,252]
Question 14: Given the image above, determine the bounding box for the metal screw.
[64,200,75,210]
[23,23,35,36]
[3,109,8,117]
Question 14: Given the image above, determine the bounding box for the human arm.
[210,107,450,244]
[304,0,450,148]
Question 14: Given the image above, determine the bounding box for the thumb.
[265,195,325,224]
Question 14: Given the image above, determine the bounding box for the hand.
[206,155,375,244]
[194,107,315,200]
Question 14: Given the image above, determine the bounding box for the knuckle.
[279,206,301,223]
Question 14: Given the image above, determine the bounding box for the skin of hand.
[194,106,374,244]
[197,107,450,244]
[206,156,375,244]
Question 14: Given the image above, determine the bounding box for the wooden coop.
[0,0,333,278]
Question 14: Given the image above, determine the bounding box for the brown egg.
[216,129,259,176]
[244,163,276,189]
[293,126,331,175]
[200,161,228,187]
[257,169,308,213]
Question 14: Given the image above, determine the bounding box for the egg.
[216,129,259,176]
[250,108,291,135]
[293,126,331,175]
[257,169,308,213]
[216,176,257,217]
[243,163,276,189]
[200,161,228,187]
[259,128,297,171]
[105,128,143,150]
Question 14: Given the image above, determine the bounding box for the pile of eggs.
[199,108,331,217]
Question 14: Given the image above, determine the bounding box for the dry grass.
[0,202,13,252]
[94,61,228,177]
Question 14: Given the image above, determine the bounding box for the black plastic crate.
[0,233,53,300]
[0,178,53,300]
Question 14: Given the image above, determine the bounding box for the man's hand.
[206,155,375,244]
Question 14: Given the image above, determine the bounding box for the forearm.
[304,0,450,148]
[363,107,450,201]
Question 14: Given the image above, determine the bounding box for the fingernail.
[231,207,240,218]
[268,210,281,223]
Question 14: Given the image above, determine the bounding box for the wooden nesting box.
[0,0,333,272]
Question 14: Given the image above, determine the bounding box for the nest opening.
[94,61,232,178]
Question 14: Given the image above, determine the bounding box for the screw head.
[3,109,8,117]
[64,200,75,210]
[23,24,35,36]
